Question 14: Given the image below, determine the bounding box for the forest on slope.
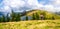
[0,9,60,22]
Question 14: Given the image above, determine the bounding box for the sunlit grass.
[0,20,60,29]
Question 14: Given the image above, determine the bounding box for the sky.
[0,0,60,13]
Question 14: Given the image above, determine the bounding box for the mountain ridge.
[25,9,60,19]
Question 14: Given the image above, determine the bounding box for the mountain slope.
[26,9,60,19]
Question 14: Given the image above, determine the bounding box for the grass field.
[0,20,60,29]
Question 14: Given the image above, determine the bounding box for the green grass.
[0,20,60,29]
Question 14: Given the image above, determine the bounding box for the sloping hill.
[0,20,60,29]
[26,9,60,19]
[0,9,60,29]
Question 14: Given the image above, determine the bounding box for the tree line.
[0,10,55,22]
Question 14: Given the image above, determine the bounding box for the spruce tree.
[26,15,28,20]
[2,15,6,22]
[25,10,28,21]
[18,13,21,21]
[0,17,1,22]
[35,13,40,20]
[32,13,36,20]
[6,14,10,22]
[15,13,21,21]
[0,17,2,22]
[11,10,15,21]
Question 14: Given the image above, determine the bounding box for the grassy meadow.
[0,20,60,29]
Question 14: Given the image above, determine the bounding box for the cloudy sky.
[0,0,60,13]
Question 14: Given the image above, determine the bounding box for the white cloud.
[44,5,54,12]
[3,0,25,7]
[54,0,60,5]
[0,0,25,13]
[0,0,60,13]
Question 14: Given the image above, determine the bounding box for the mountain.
[25,9,60,19]
[0,9,60,19]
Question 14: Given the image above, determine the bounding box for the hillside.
[26,9,60,19]
[0,9,60,29]
[0,20,60,29]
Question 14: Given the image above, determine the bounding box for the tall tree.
[26,15,28,20]
[15,13,21,21]
[2,15,6,22]
[35,13,40,20]
[11,10,16,21]
[32,13,36,20]
[6,13,10,22]
[0,17,2,22]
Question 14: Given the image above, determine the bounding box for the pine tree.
[2,15,6,22]
[0,17,2,22]
[11,10,15,21]
[0,17,1,22]
[15,13,21,21]
[26,15,28,20]
[25,10,29,21]
[35,13,40,20]
[6,14,10,22]
[18,13,21,21]
[32,13,36,20]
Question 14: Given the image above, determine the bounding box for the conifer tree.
[18,13,21,21]
[35,13,40,20]
[0,17,2,22]
[6,14,10,22]
[26,15,28,20]
[32,13,36,20]
[2,15,6,22]
[11,10,15,21]
[25,11,28,21]
[15,13,21,21]
[0,17,1,22]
